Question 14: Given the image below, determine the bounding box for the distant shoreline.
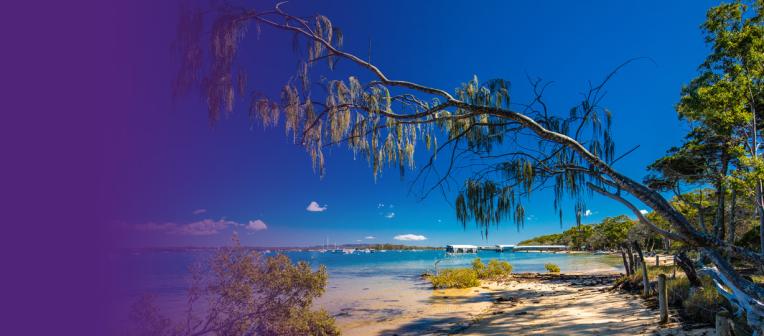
[117,244,445,252]
[117,246,624,254]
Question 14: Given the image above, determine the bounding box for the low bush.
[470,258,512,279]
[664,277,691,306]
[471,258,485,274]
[428,268,480,289]
[482,259,513,278]
[545,263,560,273]
[682,277,729,324]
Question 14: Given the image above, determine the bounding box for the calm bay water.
[109,249,623,329]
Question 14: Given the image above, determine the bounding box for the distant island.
[518,215,646,251]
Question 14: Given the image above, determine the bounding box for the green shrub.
[545,263,561,273]
[683,279,727,324]
[482,259,513,279]
[129,235,340,336]
[665,277,691,306]
[429,268,480,289]
[471,258,485,274]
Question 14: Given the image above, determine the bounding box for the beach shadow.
[376,275,672,336]
[423,291,495,305]
[454,281,662,336]
[375,314,472,335]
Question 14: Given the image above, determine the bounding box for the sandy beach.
[334,273,713,336]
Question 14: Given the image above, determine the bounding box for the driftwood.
[674,251,702,287]
[715,309,732,336]
[610,276,628,291]
[699,249,764,335]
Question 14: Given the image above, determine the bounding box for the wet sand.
[330,273,712,336]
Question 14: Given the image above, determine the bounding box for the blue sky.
[104,0,720,247]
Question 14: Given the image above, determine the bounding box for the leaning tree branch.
[588,182,687,242]
[259,4,764,266]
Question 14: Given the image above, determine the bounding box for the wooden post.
[715,310,731,336]
[658,274,668,324]
[620,247,631,276]
[656,255,660,266]
[626,244,636,275]
[632,241,649,297]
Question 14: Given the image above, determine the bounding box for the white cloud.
[173,219,235,236]
[130,222,177,232]
[192,209,207,215]
[377,203,385,208]
[639,209,649,215]
[394,234,427,241]
[126,217,267,236]
[364,236,376,240]
[306,201,327,212]
[584,209,593,217]
[245,219,268,231]
[384,212,396,219]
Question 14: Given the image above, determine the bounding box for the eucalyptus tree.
[645,128,737,241]
[174,1,764,331]
[669,0,764,252]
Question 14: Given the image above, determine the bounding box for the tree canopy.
[519,215,635,251]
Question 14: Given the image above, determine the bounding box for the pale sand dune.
[337,274,712,336]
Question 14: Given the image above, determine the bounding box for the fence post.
[632,241,649,297]
[658,274,668,324]
[656,255,660,266]
[626,244,636,275]
[620,247,631,276]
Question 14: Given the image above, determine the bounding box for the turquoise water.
[110,249,623,328]
[114,249,622,295]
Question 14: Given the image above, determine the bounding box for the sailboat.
[317,236,329,253]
